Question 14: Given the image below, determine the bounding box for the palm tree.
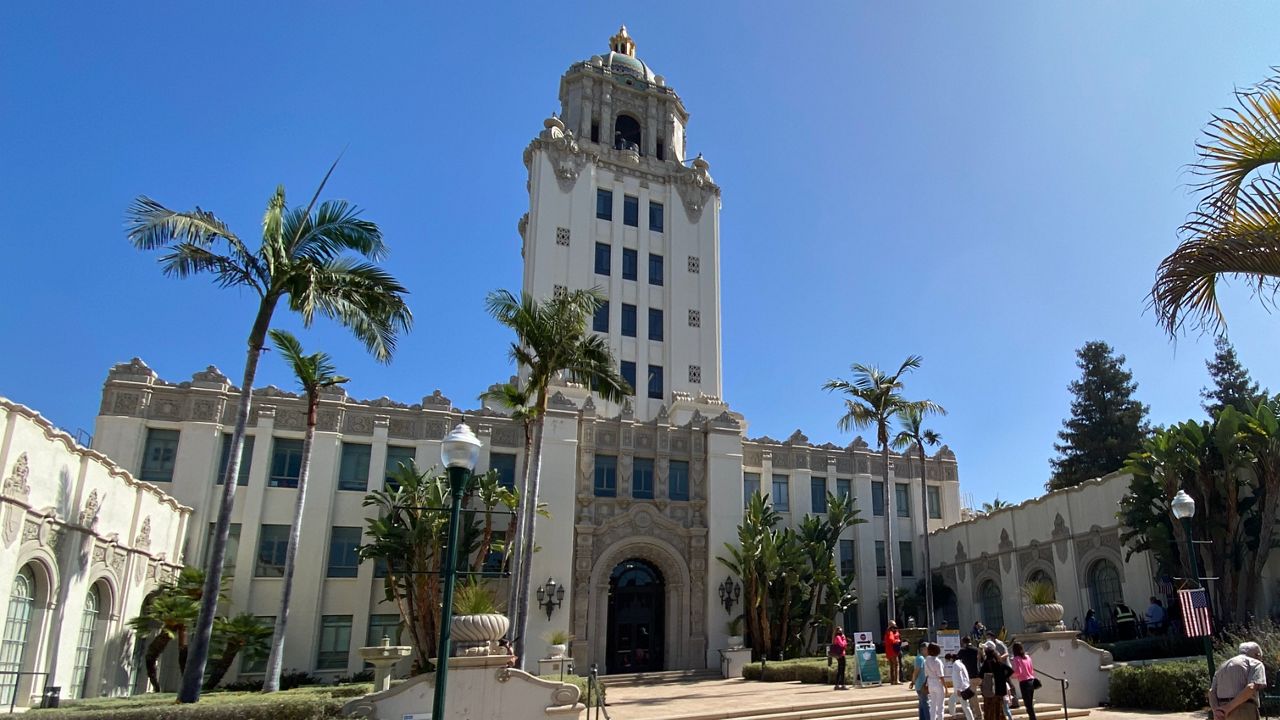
[126,168,413,703]
[823,356,939,625]
[127,567,212,691]
[260,330,349,692]
[205,614,273,690]
[891,405,946,633]
[479,379,537,617]
[981,497,1012,513]
[484,288,630,667]
[1151,72,1280,335]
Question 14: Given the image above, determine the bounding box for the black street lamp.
[719,576,741,613]
[1171,489,1215,679]
[537,578,566,621]
[432,422,481,720]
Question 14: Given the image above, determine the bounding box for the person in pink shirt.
[831,627,849,690]
[1010,642,1038,720]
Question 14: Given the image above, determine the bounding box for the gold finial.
[609,25,636,57]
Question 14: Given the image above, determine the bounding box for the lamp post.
[432,422,481,720]
[1170,489,1215,679]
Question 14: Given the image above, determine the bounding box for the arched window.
[70,585,101,699]
[1088,559,1124,619]
[980,580,1004,632]
[614,114,642,153]
[0,567,36,706]
[1028,569,1056,601]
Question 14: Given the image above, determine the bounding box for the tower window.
[614,114,642,153]
[621,361,637,395]
[649,253,663,285]
[647,365,663,400]
[595,243,611,275]
[648,308,663,341]
[621,304,637,337]
[622,248,638,280]
[593,301,609,332]
[656,138,666,161]
[623,196,639,227]
[591,120,600,144]
[596,189,613,220]
[649,202,664,232]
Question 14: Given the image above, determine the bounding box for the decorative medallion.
[135,516,152,552]
[79,489,102,527]
[3,453,31,503]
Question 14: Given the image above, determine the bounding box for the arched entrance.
[606,559,664,674]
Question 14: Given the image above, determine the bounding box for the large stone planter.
[726,635,744,649]
[1022,603,1065,631]
[450,613,511,656]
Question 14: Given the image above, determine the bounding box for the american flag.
[1179,588,1213,637]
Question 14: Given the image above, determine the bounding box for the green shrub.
[741,656,891,685]
[564,674,604,704]
[1109,661,1209,711]
[1100,635,1205,661]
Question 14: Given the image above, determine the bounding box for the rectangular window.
[595,242,611,275]
[623,195,639,226]
[622,248,638,280]
[744,473,760,507]
[621,304,637,337]
[772,474,790,512]
[241,616,274,672]
[647,365,663,400]
[669,460,689,501]
[140,429,180,483]
[269,438,304,488]
[593,301,609,332]
[255,524,290,577]
[482,530,506,577]
[594,455,617,497]
[204,522,241,577]
[317,615,353,670]
[367,614,402,648]
[385,446,416,490]
[596,189,612,220]
[875,540,886,577]
[839,539,856,577]
[836,478,851,501]
[632,457,654,499]
[927,486,942,519]
[896,482,911,517]
[621,361,637,396]
[217,434,254,486]
[811,477,828,513]
[648,308,663,341]
[337,443,371,492]
[649,202,664,232]
[490,453,517,489]
[872,481,885,516]
[900,541,915,577]
[327,526,362,578]
[648,253,663,285]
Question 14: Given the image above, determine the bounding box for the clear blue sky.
[2,2,1277,508]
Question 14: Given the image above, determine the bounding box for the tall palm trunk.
[180,298,277,702]
[204,640,244,691]
[881,441,897,624]
[512,396,548,667]
[262,389,318,692]
[917,447,934,632]
[505,416,535,636]
[144,634,171,692]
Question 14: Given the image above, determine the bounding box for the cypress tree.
[1048,341,1150,491]
[1200,336,1265,415]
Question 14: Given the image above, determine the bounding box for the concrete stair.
[602,668,722,687]
[658,694,1090,720]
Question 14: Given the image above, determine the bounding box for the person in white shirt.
[925,643,948,720]
[1146,597,1166,635]
[947,652,976,720]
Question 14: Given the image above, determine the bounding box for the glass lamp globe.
[440,422,481,471]
[1171,489,1196,520]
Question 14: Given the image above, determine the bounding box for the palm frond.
[157,243,263,294]
[1191,78,1280,215]
[126,197,237,250]
[283,200,385,264]
[288,259,413,362]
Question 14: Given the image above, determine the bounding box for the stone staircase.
[601,668,723,687]
[657,694,1090,720]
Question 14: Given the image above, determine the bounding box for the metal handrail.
[585,664,612,720]
[0,670,50,713]
[1032,668,1070,720]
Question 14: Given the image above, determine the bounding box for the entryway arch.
[606,559,664,674]
[588,535,692,673]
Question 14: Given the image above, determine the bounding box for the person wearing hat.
[1210,642,1268,720]
[884,621,903,685]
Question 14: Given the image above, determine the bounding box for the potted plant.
[726,616,744,649]
[451,581,510,655]
[544,629,572,659]
[1020,580,1064,631]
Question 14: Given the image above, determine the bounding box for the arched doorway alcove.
[606,560,664,674]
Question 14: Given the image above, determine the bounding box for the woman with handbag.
[831,627,849,690]
[947,653,976,720]
[979,645,1012,720]
[1011,643,1038,720]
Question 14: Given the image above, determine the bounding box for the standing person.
[971,621,987,643]
[831,627,849,691]
[924,644,947,720]
[1083,609,1101,643]
[986,632,1018,712]
[1145,597,1166,636]
[1210,642,1268,720]
[957,637,983,720]
[915,641,930,720]
[979,645,1013,720]
[1011,642,1038,720]
[1113,601,1137,640]
[947,652,976,720]
[885,621,903,685]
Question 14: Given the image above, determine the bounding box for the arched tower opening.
[614,114,642,153]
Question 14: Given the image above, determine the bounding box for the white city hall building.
[87,28,963,685]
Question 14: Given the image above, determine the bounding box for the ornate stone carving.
[549,391,576,410]
[108,357,157,380]
[2,506,21,548]
[112,392,141,416]
[79,489,101,527]
[786,429,809,445]
[4,453,31,503]
[674,156,718,223]
[422,390,451,408]
[711,411,739,429]
[22,519,39,543]
[150,394,182,419]
[490,425,520,448]
[135,516,152,552]
[1052,513,1071,562]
